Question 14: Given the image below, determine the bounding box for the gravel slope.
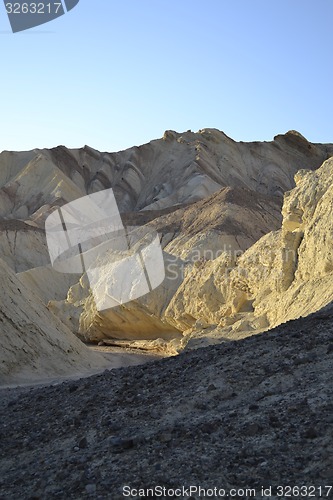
[0,309,333,500]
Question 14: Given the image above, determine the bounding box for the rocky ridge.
[1,129,333,381]
[51,138,333,352]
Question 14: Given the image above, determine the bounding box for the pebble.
[303,427,318,439]
[85,484,97,495]
[79,437,88,449]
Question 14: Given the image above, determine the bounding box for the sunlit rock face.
[172,156,333,350]
[0,128,333,361]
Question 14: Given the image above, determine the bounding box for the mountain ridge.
[1,128,333,381]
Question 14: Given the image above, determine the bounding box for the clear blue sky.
[1,0,332,152]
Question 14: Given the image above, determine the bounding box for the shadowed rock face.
[1,128,333,378]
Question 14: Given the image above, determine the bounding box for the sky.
[0,0,332,153]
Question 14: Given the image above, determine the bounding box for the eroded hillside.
[1,129,333,381]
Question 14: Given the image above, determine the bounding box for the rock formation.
[167,155,333,349]
[48,132,333,350]
[49,185,282,347]
[0,258,108,386]
[1,128,333,380]
[0,129,331,222]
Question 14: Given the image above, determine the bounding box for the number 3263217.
[5,3,63,14]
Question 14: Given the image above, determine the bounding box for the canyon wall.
[0,129,333,379]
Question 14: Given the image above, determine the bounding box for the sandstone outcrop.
[48,185,282,345]
[0,220,48,272]
[1,129,333,373]
[52,151,333,350]
[0,258,108,385]
[0,129,331,223]
[166,156,333,348]
[1,129,332,497]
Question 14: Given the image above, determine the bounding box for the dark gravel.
[0,310,333,500]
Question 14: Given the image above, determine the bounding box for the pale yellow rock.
[0,258,108,386]
[0,151,84,220]
[18,266,79,303]
[49,253,184,342]
[0,221,49,272]
[180,157,333,346]
[50,181,282,345]
[0,129,330,222]
[1,130,333,359]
